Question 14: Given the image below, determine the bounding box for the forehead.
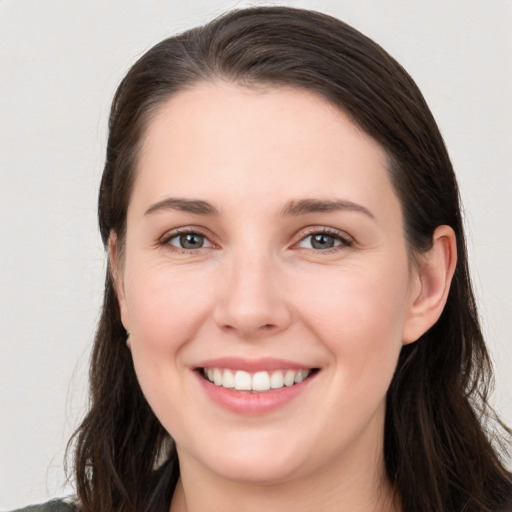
[141,82,385,162]
[133,82,399,222]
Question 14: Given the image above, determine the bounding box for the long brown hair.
[69,7,512,511]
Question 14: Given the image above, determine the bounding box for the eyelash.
[295,227,353,253]
[160,228,215,254]
[160,227,353,254]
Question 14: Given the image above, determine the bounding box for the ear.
[108,231,131,334]
[402,225,457,344]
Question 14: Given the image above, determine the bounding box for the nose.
[213,251,292,339]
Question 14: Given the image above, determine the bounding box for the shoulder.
[8,498,79,512]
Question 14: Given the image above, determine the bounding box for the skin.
[111,83,456,512]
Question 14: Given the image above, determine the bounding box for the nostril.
[221,323,276,332]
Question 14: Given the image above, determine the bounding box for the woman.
[15,6,512,512]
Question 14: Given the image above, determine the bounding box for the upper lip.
[194,357,315,373]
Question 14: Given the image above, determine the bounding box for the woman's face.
[115,83,424,485]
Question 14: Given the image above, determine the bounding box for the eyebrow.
[281,198,375,219]
[144,197,219,216]
[144,196,374,219]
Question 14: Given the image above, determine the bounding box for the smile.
[201,368,314,392]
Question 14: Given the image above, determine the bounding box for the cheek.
[280,263,411,463]
[293,261,410,371]
[126,263,210,341]
[124,266,214,435]
[123,264,214,392]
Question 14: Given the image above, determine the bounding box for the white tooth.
[213,368,223,386]
[222,369,235,388]
[284,370,296,387]
[234,370,252,391]
[270,370,284,389]
[294,370,310,384]
[252,371,271,391]
[207,368,214,382]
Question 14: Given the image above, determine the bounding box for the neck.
[169,445,399,512]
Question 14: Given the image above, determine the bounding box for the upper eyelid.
[160,226,216,244]
[160,229,217,253]
[158,225,353,247]
[294,226,353,243]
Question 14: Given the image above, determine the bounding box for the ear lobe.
[402,225,457,344]
[108,231,131,332]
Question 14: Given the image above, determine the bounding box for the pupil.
[311,233,334,249]
[180,233,204,249]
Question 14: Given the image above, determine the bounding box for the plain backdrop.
[1,0,511,508]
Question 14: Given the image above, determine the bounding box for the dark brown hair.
[70,6,512,511]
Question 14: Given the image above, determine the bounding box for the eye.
[166,231,214,250]
[297,230,352,251]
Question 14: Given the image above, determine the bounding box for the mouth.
[198,367,319,392]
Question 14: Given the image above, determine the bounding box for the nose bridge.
[214,244,291,337]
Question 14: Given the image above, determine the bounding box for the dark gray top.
[10,499,78,512]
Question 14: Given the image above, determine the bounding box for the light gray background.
[1,0,511,508]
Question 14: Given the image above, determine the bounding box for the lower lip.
[195,371,316,415]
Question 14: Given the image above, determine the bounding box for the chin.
[209,454,303,484]
[179,433,310,485]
